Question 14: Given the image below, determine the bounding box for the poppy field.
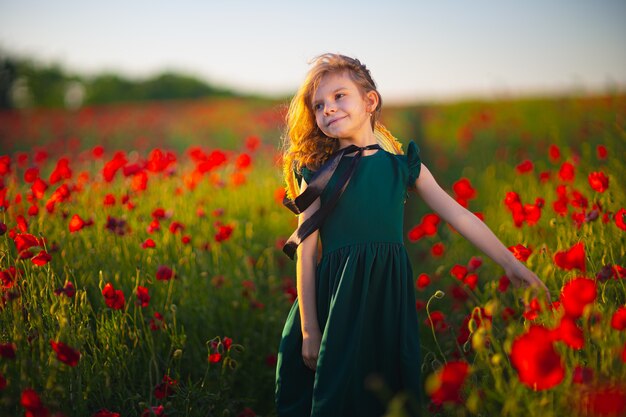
[0,94,625,417]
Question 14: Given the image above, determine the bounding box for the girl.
[274,53,550,417]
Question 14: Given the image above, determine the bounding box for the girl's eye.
[336,93,344,99]
[314,104,322,111]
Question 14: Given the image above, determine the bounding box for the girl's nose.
[323,103,335,115]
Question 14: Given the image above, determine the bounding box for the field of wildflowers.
[0,94,625,416]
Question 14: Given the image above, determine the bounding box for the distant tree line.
[0,51,256,109]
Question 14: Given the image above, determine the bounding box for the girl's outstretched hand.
[505,261,552,303]
[302,329,322,371]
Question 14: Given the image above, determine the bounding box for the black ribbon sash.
[282,143,382,260]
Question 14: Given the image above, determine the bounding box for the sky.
[1,0,625,104]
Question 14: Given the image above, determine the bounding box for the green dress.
[275,141,424,417]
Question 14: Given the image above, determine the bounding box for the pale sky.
[1,0,625,103]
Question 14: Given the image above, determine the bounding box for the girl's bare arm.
[412,163,551,301]
[295,178,321,337]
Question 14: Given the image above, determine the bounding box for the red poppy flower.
[245,135,260,152]
[223,336,233,350]
[274,187,286,205]
[156,265,175,281]
[102,152,127,182]
[558,162,575,181]
[45,183,72,213]
[209,352,221,363]
[49,157,72,184]
[21,388,48,416]
[611,306,626,331]
[523,203,542,225]
[596,145,607,160]
[425,310,448,332]
[588,172,609,193]
[16,214,28,232]
[215,224,234,242]
[197,150,227,173]
[575,383,626,417]
[523,297,542,321]
[552,316,584,349]
[0,155,10,175]
[149,312,166,331]
[427,361,470,405]
[13,233,42,254]
[408,225,425,242]
[430,242,444,257]
[102,283,125,310]
[142,238,156,249]
[54,281,76,297]
[509,244,532,262]
[136,286,150,308]
[572,365,593,384]
[549,145,561,162]
[31,250,52,266]
[416,273,431,290]
[614,265,626,278]
[129,171,147,192]
[154,374,178,399]
[92,145,104,158]
[615,209,626,231]
[69,214,85,233]
[451,284,469,302]
[169,221,185,234]
[422,213,440,236]
[516,160,533,173]
[510,325,565,390]
[237,407,257,417]
[30,178,48,200]
[147,219,160,234]
[450,265,467,280]
[146,148,176,173]
[0,267,18,289]
[463,274,478,290]
[467,256,482,271]
[0,342,16,359]
[24,167,39,183]
[453,178,476,200]
[141,405,165,417]
[49,340,80,366]
[554,242,586,272]
[560,277,596,319]
[502,306,516,322]
[92,409,121,417]
[103,194,116,206]
[235,153,252,169]
[498,275,511,292]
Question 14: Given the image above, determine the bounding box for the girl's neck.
[337,130,378,150]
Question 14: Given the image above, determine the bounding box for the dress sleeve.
[406,140,422,189]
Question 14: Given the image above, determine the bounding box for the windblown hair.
[280,53,406,201]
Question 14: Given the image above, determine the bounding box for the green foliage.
[0,94,624,416]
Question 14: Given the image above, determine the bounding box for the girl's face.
[311,71,378,142]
